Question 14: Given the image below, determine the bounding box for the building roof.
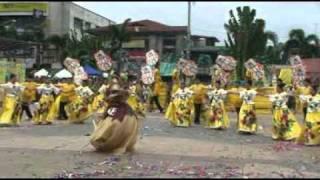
[191,34,219,42]
[88,19,187,35]
[302,58,320,73]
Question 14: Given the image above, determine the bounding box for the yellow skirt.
[297,111,320,145]
[92,94,106,114]
[33,95,57,125]
[205,103,229,129]
[271,108,302,140]
[127,96,145,118]
[172,83,179,95]
[90,114,140,154]
[238,103,257,133]
[66,96,92,124]
[165,100,192,127]
[0,95,22,126]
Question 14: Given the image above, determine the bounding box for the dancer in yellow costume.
[0,74,25,127]
[171,68,181,94]
[90,82,141,154]
[269,83,302,140]
[33,79,60,125]
[127,79,145,118]
[21,77,39,121]
[295,79,312,120]
[190,79,208,125]
[205,80,229,129]
[237,80,258,134]
[56,79,77,120]
[165,81,194,127]
[66,80,94,124]
[298,85,320,145]
[150,64,164,113]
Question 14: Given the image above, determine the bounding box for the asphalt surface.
[0,112,319,178]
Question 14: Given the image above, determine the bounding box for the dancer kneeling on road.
[90,81,141,154]
[165,81,194,127]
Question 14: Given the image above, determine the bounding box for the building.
[0,2,115,38]
[0,2,115,68]
[88,19,220,62]
[302,58,320,82]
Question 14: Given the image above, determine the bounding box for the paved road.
[0,112,319,178]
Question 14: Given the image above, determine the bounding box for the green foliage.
[283,29,320,62]
[224,6,279,80]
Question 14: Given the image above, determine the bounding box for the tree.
[224,6,277,80]
[283,29,320,62]
[46,34,68,64]
[108,18,131,57]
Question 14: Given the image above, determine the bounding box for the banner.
[177,58,198,77]
[0,2,48,13]
[94,50,112,71]
[146,49,159,66]
[0,60,7,83]
[16,63,25,83]
[141,65,154,85]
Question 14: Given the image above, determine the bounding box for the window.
[73,17,83,31]
[85,22,91,30]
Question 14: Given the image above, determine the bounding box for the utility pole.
[186,1,191,59]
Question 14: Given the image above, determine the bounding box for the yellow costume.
[189,83,208,124]
[66,86,94,124]
[21,81,38,104]
[127,83,145,117]
[56,83,77,103]
[153,68,162,96]
[172,68,180,94]
[238,89,258,133]
[299,95,320,145]
[33,84,60,125]
[296,86,312,112]
[90,83,141,154]
[165,87,193,127]
[0,82,25,126]
[92,84,109,114]
[269,92,302,140]
[206,88,229,129]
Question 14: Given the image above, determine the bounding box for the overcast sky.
[74,1,320,45]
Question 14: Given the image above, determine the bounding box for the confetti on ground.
[271,141,303,152]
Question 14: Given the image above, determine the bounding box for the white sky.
[74,1,320,45]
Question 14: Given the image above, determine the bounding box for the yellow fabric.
[153,68,162,96]
[90,112,140,153]
[190,84,208,104]
[172,69,180,94]
[21,82,38,103]
[165,89,193,127]
[238,103,257,133]
[296,86,312,112]
[33,94,57,124]
[271,107,302,140]
[92,94,107,114]
[279,68,293,85]
[66,95,92,124]
[0,95,22,126]
[56,83,76,102]
[245,69,253,80]
[127,85,145,117]
[205,102,229,129]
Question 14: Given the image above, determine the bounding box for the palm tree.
[108,18,131,57]
[224,6,278,80]
[283,29,320,62]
